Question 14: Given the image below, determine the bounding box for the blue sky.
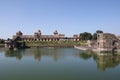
[0,0,120,39]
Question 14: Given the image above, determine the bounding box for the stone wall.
[97,33,120,52]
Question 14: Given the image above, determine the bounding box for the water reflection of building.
[75,51,120,71]
[4,48,65,61]
[5,50,22,60]
[96,53,120,71]
[13,30,80,41]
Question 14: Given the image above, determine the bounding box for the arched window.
[112,40,118,46]
[98,42,99,47]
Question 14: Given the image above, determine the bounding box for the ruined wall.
[97,33,120,51]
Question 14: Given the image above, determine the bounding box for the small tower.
[37,30,41,36]
[34,30,41,39]
[16,31,23,37]
[54,30,58,36]
[97,33,104,50]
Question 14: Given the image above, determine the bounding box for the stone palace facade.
[13,30,81,41]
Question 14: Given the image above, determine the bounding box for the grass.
[18,40,87,47]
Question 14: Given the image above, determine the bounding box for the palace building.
[13,30,80,41]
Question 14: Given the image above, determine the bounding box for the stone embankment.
[74,46,97,52]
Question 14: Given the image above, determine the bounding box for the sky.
[0,0,120,39]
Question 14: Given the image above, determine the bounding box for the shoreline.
[30,45,74,48]
[74,46,97,51]
[0,44,74,49]
[74,46,120,55]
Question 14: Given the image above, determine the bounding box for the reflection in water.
[96,53,120,71]
[4,47,73,61]
[32,47,59,61]
[75,50,120,71]
[32,47,64,61]
[76,50,94,60]
[4,47,120,71]
[5,50,23,60]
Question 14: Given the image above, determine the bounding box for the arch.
[97,42,99,47]
[112,40,118,46]
[112,40,118,54]
[112,47,117,54]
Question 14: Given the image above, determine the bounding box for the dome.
[37,30,41,34]
[34,30,41,37]
[54,30,58,35]
[38,30,41,33]
[16,31,23,36]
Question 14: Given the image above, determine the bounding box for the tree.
[96,30,103,33]
[80,32,92,40]
[92,33,97,40]
[0,39,5,44]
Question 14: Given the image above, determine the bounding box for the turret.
[54,30,58,36]
[34,30,41,39]
[37,30,41,36]
[16,31,23,37]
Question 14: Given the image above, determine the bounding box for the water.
[0,47,120,80]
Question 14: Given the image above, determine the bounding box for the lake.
[0,47,120,80]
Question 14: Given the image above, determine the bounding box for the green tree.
[80,32,92,40]
[96,30,103,33]
[0,39,5,44]
[92,33,97,40]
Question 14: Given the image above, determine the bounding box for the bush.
[0,39,5,44]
